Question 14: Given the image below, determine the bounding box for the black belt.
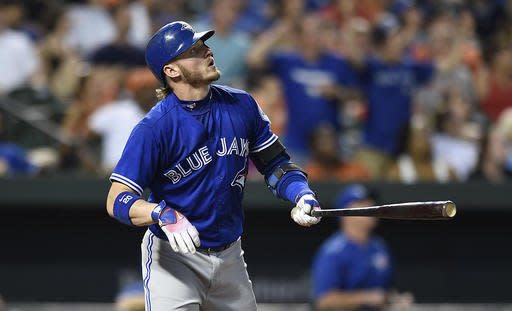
[197,240,237,254]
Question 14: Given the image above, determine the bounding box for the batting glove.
[152,201,201,254]
[291,194,322,227]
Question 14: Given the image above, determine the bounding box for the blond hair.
[155,85,172,100]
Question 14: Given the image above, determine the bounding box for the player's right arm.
[106,181,200,254]
[106,181,157,226]
[105,123,200,254]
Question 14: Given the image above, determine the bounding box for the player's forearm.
[261,155,314,204]
[316,290,385,310]
[106,182,156,227]
[128,200,158,226]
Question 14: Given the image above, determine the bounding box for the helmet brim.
[194,29,215,43]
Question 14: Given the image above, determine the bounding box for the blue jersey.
[269,51,358,155]
[110,85,277,248]
[360,58,434,154]
[312,232,392,301]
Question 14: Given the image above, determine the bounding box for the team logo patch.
[372,253,389,271]
[256,102,271,124]
[231,162,248,190]
[181,23,193,32]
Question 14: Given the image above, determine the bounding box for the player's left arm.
[250,140,321,227]
[247,94,321,226]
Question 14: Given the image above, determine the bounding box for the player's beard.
[177,64,221,85]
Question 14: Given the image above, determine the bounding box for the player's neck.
[343,227,370,245]
[173,84,210,102]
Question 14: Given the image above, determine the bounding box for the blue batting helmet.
[335,184,377,209]
[145,21,215,84]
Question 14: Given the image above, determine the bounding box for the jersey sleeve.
[312,248,346,299]
[109,123,159,195]
[248,96,278,154]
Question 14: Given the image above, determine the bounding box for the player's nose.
[205,48,213,58]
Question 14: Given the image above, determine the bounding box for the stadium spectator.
[62,67,123,139]
[304,123,370,181]
[312,184,413,311]
[248,13,359,164]
[37,7,84,101]
[319,0,385,26]
[477,47,512,122]
[63,0,117,57]
[338,16,372,59]
[87,68,156,171]
[247,73,286,137]
[0,0,40,94]
[144,0,191,30]
[275,0,306,26]
[469,125,512,183]
[193,0,252,87]
[0,143,37,176]
[58,67,123,172]
[351,13,435,178]
[387,114,456,183]
[232,0,274,35]
[126,0,151,49]
[415,13,476,116]
[431,88,481,181]
[89,4,146,68]
[395,0,428,62]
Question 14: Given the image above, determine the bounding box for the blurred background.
[1,0,512,310]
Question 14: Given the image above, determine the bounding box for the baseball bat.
[311,200,457,220]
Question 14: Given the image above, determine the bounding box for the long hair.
[155,85,172,100]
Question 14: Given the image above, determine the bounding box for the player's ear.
[162,63,181,79]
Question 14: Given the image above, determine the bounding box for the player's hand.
[291,194,321,226]
[155,203,201,254]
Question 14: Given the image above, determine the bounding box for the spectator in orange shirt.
[304,123,370,181]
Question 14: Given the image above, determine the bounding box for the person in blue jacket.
[312,184,413,310]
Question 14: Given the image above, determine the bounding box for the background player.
[312,184,413,310]
[105,21,322,311]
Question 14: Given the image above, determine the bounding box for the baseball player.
[312,184,412,310]
[105,21,322,311]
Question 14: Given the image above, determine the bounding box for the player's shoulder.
[319,232,349,257]
[211,84,255,104]
[370,236,389,252]
[129,96,180,138]
[212,84,249,96]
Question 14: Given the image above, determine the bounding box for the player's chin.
[206,69,221,82]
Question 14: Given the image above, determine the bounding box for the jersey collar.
[172,88,213,115]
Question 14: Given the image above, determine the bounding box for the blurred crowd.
[2,0,512,183]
